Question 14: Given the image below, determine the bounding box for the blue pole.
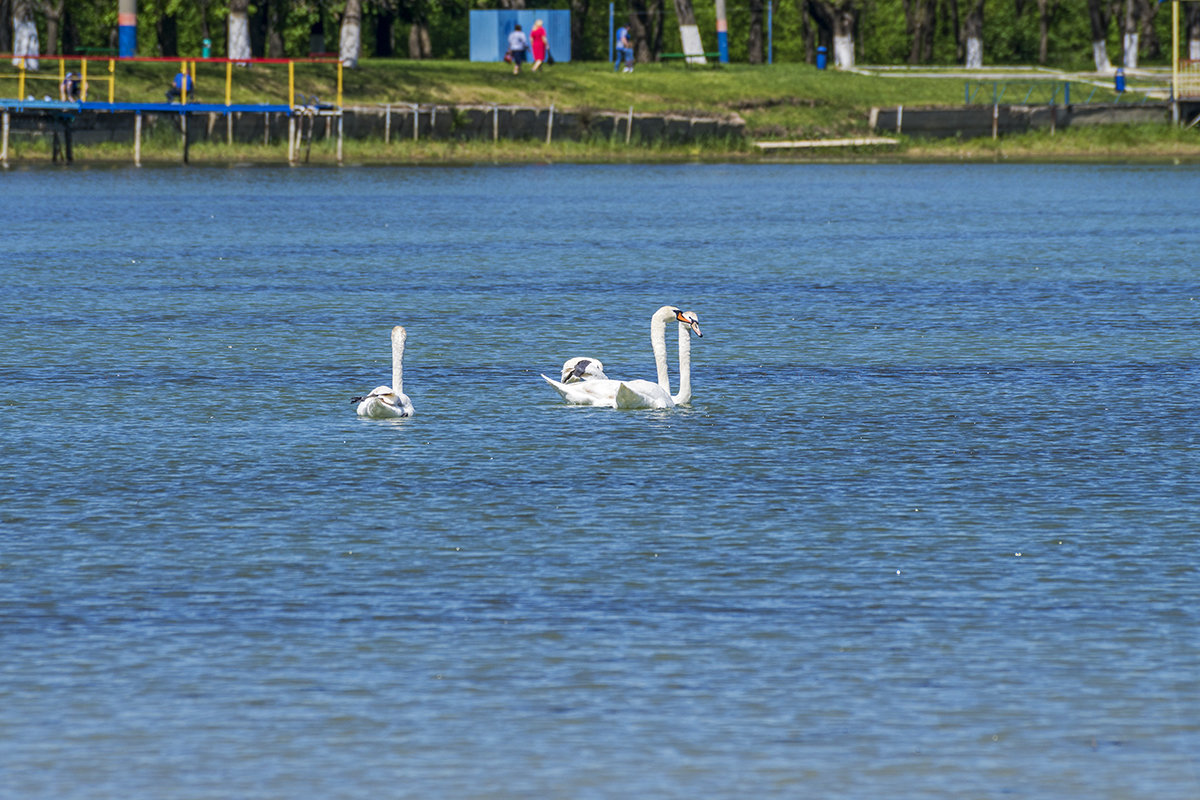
[767,1,773,65]
[609,3,614,65]
[715,0,729,63]
[118,0,137,57]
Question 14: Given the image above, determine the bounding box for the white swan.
[559,356,609,383]
[352,325,415,418]
[542,305,702,409]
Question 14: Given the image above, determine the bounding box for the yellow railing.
[2,55,341,108]
[1177,59,1200,99]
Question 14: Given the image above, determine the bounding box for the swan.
[542,305,702,409]
[559,356,609,383]
[352,325,415,418]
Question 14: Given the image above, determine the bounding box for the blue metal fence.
[470,10,571,63]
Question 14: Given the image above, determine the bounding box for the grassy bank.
[6,58,1200,163]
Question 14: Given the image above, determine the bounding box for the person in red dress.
[530,19,548,71]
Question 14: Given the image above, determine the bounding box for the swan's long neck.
[651,306,674,392]
[673,320,692,405]
[390,326,406,395]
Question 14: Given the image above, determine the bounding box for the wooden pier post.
[413,103,419,142]
[546,103,554,145]
[134,112,142,166]
[384,104,391,144]
[1,112,9,166]
[337,114,344,164]
[627,106,633,144]
[288,116,296,164]
[493,104,499,142]
[181,113,190,164]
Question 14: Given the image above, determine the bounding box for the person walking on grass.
[530,19,548,71]
[615,25,633,73]
[507,24,528,75]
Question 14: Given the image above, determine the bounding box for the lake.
[1,162,1198,798]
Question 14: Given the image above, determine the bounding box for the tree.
[12,0,39,68]
[808,0,857,67]
[570,0,590,60]
[672,0,705,63]
[962,0,983,67]
[1190,2,1200,60]
[905,0,936,63]
[628,0,664,62]
[38,0,65,55]
[340,0,362,66]
[229,0,251,60]
[1086,0,1113,71]
[748,0,764,63]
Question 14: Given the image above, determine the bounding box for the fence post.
[626,105,633,144]
[337,114,343,164]
[2,111,9,165]
[134,111,141,166]
[385,104,391,144]
[546,103,554,144]
[413,103,419,142]
[493,104,499,142]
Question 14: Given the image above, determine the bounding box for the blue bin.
[816,46,827,70]
[1114,68,1125,93]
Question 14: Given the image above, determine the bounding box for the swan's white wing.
[542,374,623,407]
[355,385,414,418]
[560,357,609,383]
[615,379,673,409]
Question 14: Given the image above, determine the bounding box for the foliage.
[1,0,1187,67]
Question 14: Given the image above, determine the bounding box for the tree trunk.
[228,0,251,61]
[1085,0,1112,70]
[628,0,650,62]
[1189,3,1200,60]
[0,0,12,53]
[12,0,39,68]
[197,0,211,45]
[904,0,935,64]
[408,22,430,59]
[672,0,705,63]
[962,0,983,67]
[569,0,589,60]
[374,4,394,57]
[266,0,285,58]
[1036,0,1051,64]
[748,0,764,63]
[1137,0,1159,59]
[340,0,361,67]
[1121,0,1138,67]
[39,0,64,54]
[808,0,856,67]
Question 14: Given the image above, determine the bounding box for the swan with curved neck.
[542,305,702,409]
[352,325,415,418]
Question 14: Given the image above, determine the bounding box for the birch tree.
[1121,0,1139,67]
[1190,2,1200,59]
[1086,0,1113,71]
[672,0,705,63]
[12,0,39,69]
[962,0,984,67]
[228,0,251,61]
[340,0,362,66]
[808,0,857,68]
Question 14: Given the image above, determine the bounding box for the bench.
[660,52,721,65]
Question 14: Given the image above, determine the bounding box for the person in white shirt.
[507,25,528,75]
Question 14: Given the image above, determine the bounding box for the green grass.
[4,57,1198,162]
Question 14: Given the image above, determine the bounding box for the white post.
[385,104,391,143]
[2,112,9,165]
[227,112,233,145]
[288,116,296,163]
[896,104,903,134]
[413,103,419,141]
[992,102,998,139]
[493,104,499,142]
[134,112,141,166]
[546,103,554,145]
[626,105,633,143]
[337,114,343,164]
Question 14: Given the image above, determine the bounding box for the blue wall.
[470,10,571,63]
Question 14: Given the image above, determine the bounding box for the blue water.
[1,163,1198,799]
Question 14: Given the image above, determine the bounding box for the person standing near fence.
[530,20,548,72]
[507,24,528,76]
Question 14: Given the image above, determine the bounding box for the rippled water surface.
[2,163,1198,798]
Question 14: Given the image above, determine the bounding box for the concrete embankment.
[870,103,1171,139]
[5,103,747,148]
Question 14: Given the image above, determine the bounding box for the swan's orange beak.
[676,310,703,338]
